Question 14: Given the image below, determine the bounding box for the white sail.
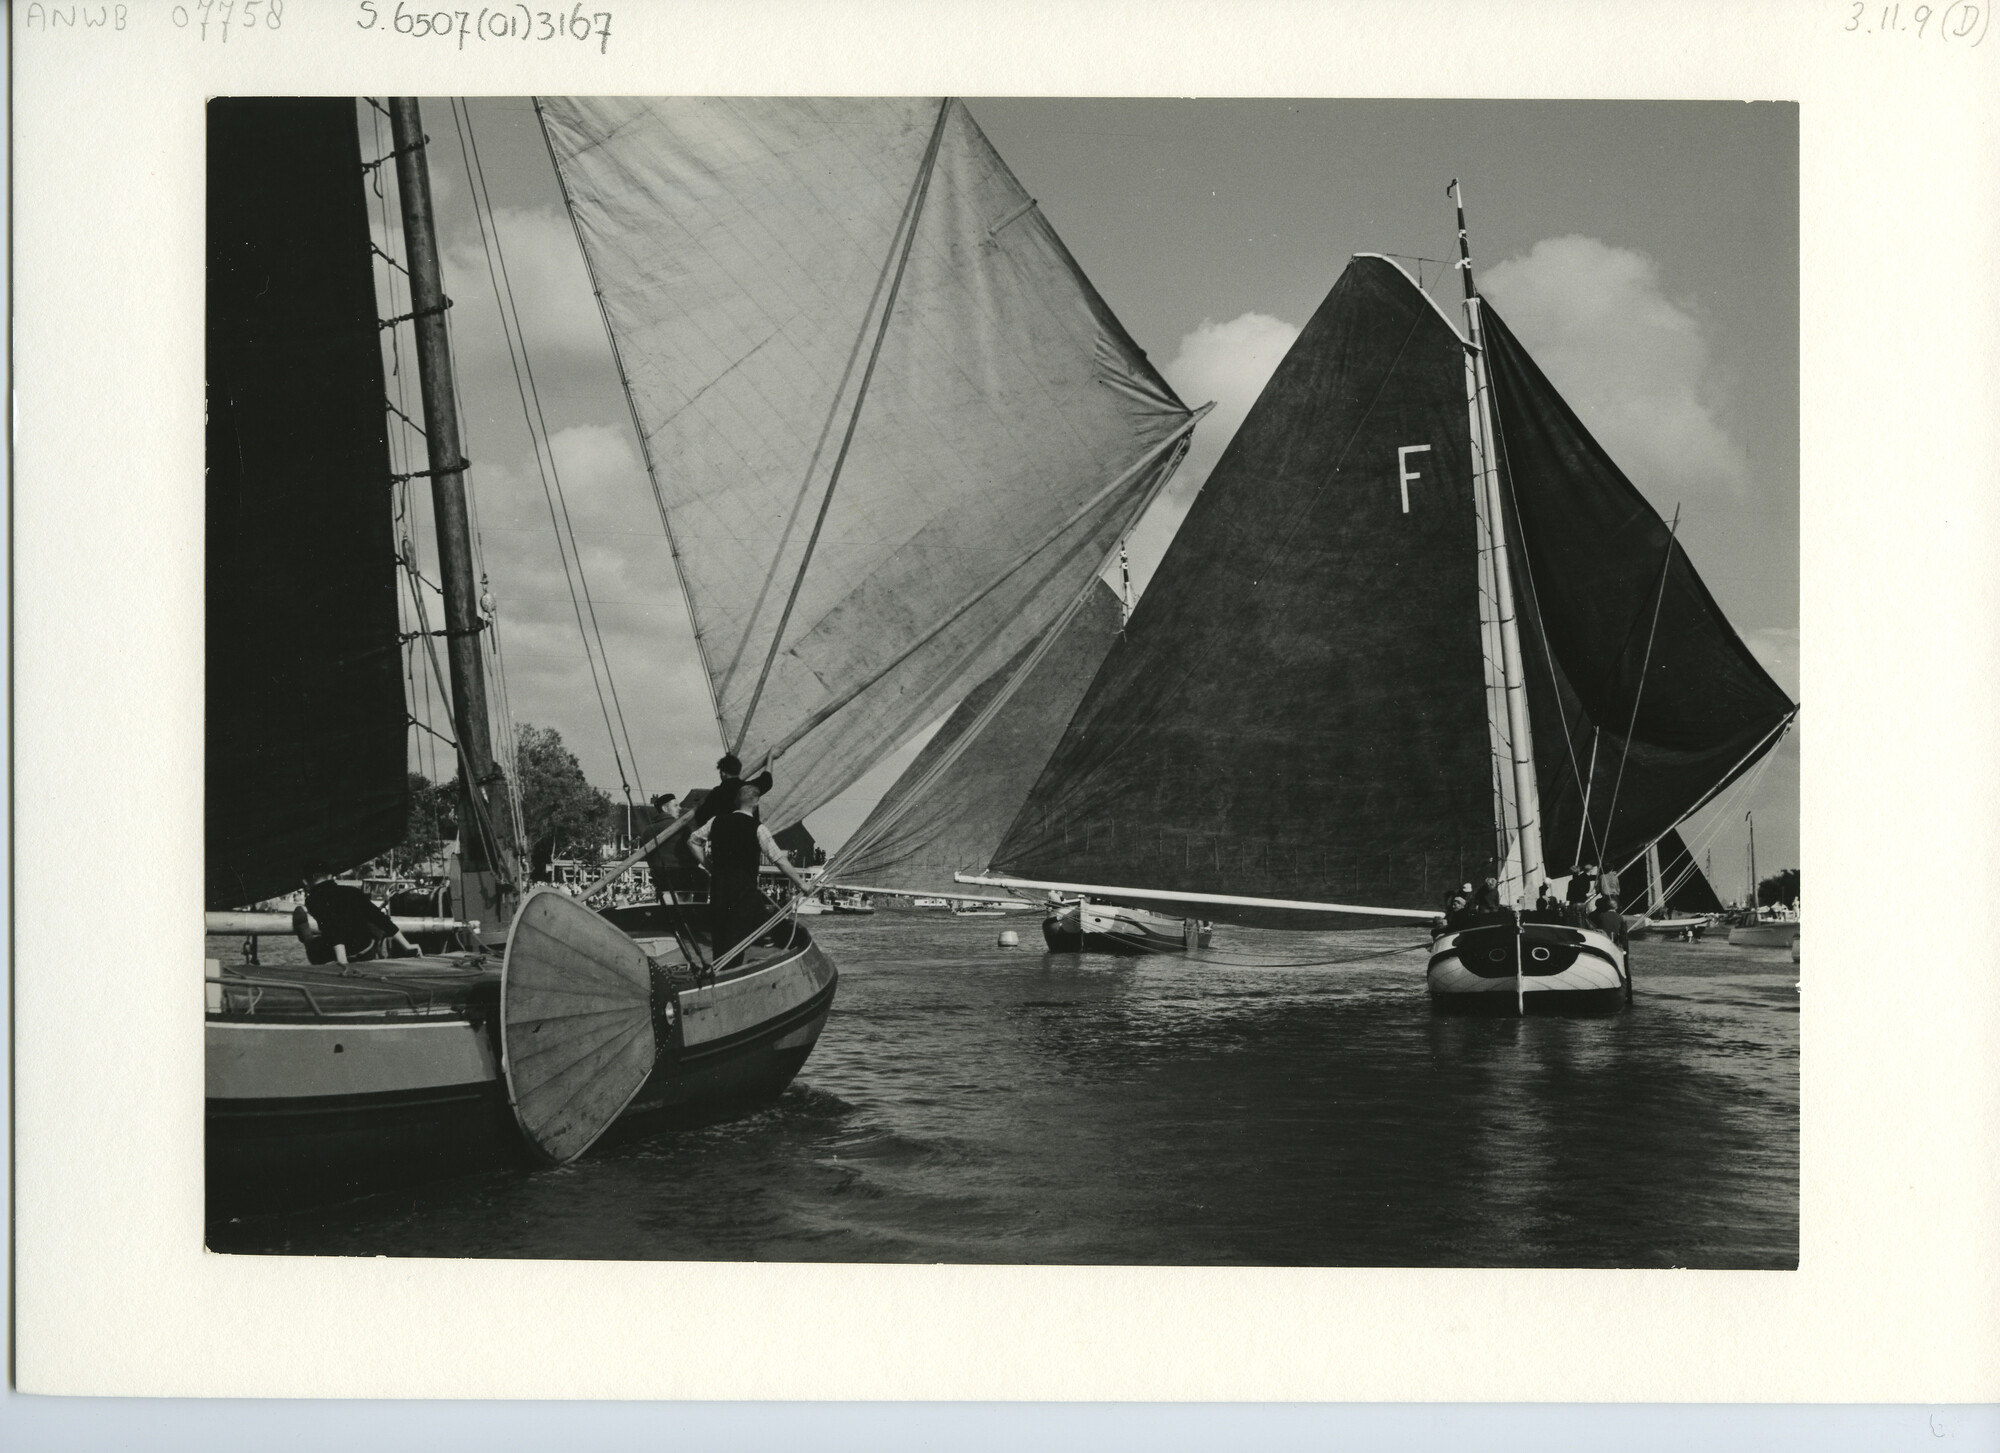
[539,97,1194,827]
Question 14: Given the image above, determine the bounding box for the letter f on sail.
[1398,444,1432,513]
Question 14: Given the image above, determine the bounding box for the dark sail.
[1480,304,1796,876]
[206,99,408,908]
[1657,827,1725,914]
[993,256,1497,920]
[839,580,1124,896]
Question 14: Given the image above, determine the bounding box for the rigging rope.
[370,101,445,798]
[817,567,1099,883]
[1601,507,1681,846]
[403,554,510,880]
[1179,941,1430,970]
[534,96,727,745]
[731,96,956,758]
[711,110,938,713]
[1485,346,1600,874]
[452,99,643,814]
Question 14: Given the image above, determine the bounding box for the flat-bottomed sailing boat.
[961,186,1795,1014]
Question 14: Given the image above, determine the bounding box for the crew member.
[689,752,774,835]
[1566,867,1594,926]
[296,870,417,965]
[1535,882,1556,915]
[688,781,811,969]
[1596,861,1623,914]
[1472,875,1503,915]
[1444,882,1474,929]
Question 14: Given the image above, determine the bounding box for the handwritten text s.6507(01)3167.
[357,2,613,52]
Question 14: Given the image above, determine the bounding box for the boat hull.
[205,1007,522,1213]
[621,933,839,1125]
[1727,920,1799,948]
[1426,920,1628,1015]
[1626,914,1709,941]
[1042,902,1212,955]
[206,914,838,1216]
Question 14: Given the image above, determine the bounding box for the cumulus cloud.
[396,417,717,798]
[441,204,608,365]
[1480,236,1751,504]
[1115,312,1301,596]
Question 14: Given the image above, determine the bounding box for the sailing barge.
[960,191,1795,1013]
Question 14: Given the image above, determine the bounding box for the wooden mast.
[389,98,519,936]
[1451,179,1545,902]
[1746,810,1758,913]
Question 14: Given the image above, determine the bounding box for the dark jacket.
[303,881,395,959]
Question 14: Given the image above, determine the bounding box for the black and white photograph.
[13,0,1999,1422]
[204,95,1800,1267]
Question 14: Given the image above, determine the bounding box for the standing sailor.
[1566,867,1595,926]
[689,752,774,835]
[689,780,812,969]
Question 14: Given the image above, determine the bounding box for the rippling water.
[212,917,1798,1267]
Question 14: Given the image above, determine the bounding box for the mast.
[1451,179,1545,899]
[389,98,519,928]
[1746,810,1757,911]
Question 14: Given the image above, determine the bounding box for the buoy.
[997,930,1020,948]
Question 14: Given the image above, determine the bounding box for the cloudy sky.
[374,97,1798,900]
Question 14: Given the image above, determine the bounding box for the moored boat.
[1625,914,1709,941]
[1041,899,1211,954]
[1728,917,1800,949]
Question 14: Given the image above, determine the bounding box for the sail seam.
[754,406,1210,774]
[822,566,1099,882]
[1266,312,1426,569]
[731,96,956,757]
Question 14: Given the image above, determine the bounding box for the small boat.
[1726,811,1799,947]
[1728,917,1800,949]
[950,901,1007,918]
[1625,914,1709,941]
[1042,899,1211,955]
[1621,828,1722,940]
[828,891,876,916]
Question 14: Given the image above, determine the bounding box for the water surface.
[212,917,1798,1267]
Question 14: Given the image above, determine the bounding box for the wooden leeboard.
[500,887,657,1166]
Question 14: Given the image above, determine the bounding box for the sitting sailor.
[296,868,417,966]
[1443,882,1474,930]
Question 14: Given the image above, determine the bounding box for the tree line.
[1756,868,1800,908]
[379,723,619,879]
